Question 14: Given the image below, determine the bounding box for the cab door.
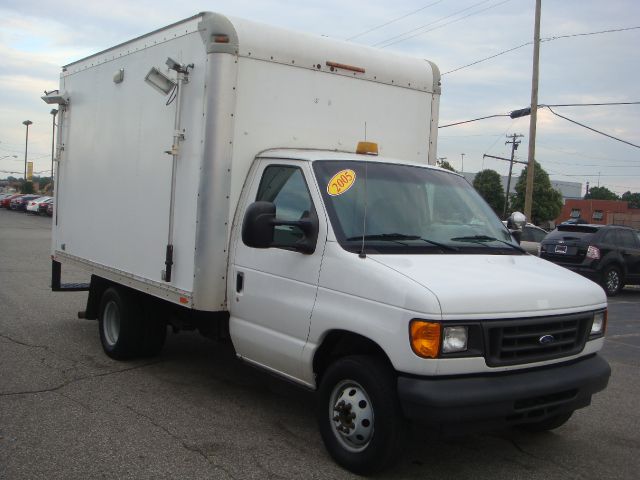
[229,160,326,384]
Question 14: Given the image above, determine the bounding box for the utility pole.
[22,120,33,182]
[460,153,465,173]
[504,134,524,218]
[524,0,542,221]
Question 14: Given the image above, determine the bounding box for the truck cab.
[230,148,610,474]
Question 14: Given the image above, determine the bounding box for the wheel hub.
[103,301,121,347]
[330,381,374,452]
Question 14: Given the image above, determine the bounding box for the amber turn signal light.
[409,320,441,358]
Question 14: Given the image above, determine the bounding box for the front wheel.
[317,355,406,475]
[601,265,623,296]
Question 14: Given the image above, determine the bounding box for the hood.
[370,254,606,318]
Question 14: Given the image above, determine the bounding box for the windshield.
[313,160,518,254]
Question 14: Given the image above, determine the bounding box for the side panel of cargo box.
[53,17,209,306]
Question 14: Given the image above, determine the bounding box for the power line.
[373,0,505,48]
[443,41,532,75]
[439,113,509,129]
[544,102,640,107]
[442,26,640,75]
[439,101,640,133]
[346,0,447,41]
[545,106,640,149]
[542,26,640,42]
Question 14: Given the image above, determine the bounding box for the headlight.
[590,311,607,336]
[442,326,468,353]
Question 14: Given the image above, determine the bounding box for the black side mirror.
[242,201,319,254]
[242,201,276,248]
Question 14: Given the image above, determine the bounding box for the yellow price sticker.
[327,169,356,196]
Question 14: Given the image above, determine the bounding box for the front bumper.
[397,354,610,432]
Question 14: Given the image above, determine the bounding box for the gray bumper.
[397,355,610,431]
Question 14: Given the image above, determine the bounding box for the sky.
[1,0,639,196]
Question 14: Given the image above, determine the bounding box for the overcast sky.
[1,0,639,195]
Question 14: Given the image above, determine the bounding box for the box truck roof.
[62,12,440,96]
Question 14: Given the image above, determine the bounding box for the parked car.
[10,194,41,211]
[503,221,547,255]
[46,201,54,217]
[540,224,640,296]
[520,223,548,255]
[26,196,52,214]
[1,193,22,209]
[38,198,54,215]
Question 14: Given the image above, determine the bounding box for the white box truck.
[44,12,610,474]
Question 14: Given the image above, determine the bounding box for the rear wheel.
[317,355,406,475]
[601,265,623,296]
[98,287,166,360]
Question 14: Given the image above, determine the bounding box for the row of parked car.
[510,220,640,297]
[0,193,54,216]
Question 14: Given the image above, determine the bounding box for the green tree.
[585,186,618,201]
[473,169,505,215]
[436,159,456,172]
[511,161,562,224]
[621,191,640,209]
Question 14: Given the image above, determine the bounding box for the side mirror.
[242,201,319,254]
[242,201,276,248]
[506,211,527,244]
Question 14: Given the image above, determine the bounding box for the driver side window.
[256,165,313,246]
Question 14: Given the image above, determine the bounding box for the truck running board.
[51,259,90,292]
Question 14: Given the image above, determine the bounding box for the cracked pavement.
[1,209,639,479]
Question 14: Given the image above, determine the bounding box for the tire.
[316,355,406,475]
[98,287,146,360]
[518,411,573,433]
[601,265,623,297]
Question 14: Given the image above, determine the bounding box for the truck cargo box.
[50,12,441,311]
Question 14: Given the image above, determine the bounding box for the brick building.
[555,199,639,227]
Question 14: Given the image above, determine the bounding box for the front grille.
[507,389,578,422]
[485,313,591,367]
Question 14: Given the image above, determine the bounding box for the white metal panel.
[225,14,438,93]
[370,254,607,318]
[305,240,607,382]
[227,57,433,235]
[55,30,207,296]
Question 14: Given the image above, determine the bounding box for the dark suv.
[540,224,640,296]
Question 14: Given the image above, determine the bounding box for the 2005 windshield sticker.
[327,169,356,196]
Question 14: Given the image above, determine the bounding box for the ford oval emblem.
[539,334,555,345]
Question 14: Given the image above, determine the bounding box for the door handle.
[236,272,244,293]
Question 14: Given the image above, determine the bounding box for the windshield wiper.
[346,233,459,251]
[449,235,526,253]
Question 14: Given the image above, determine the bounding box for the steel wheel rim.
[103,301,120,347]
[329,379,374,452]
[606,269,620,293]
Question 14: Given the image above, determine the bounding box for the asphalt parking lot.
[1,208,639,479]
